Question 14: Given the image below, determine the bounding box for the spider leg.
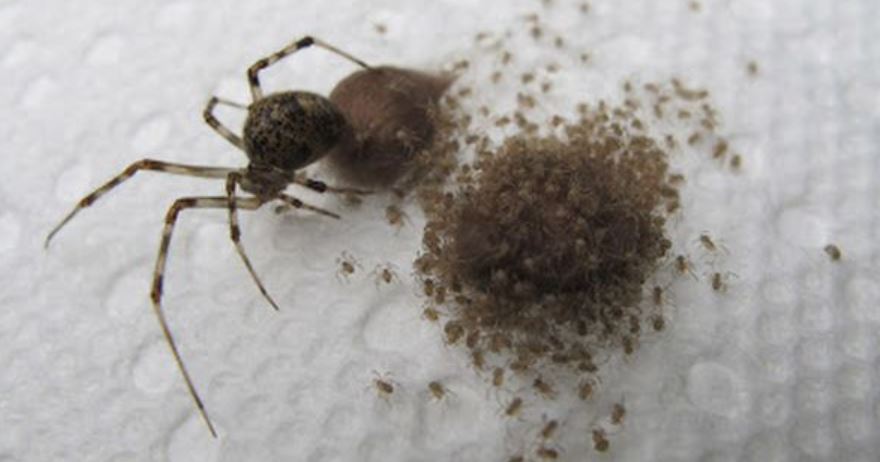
[225,173,279,311]
[291,176,373,195]
[247,36,371,101]
[152,195,261,438]
[211,97,248,110]
[203,96,246,150]
[276,193,341,220]
[45,160,237,248]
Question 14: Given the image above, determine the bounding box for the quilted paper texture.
[2,0,878,461]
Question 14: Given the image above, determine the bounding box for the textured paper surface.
[2,0,879,461]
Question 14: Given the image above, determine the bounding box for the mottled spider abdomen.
[243,91,353,171]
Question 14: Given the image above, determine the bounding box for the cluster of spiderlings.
[415,95,685,376]
[639,78,743,173]
[404,6,751,459]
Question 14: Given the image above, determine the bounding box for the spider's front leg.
[45,160,236,248]
[247,36,371,101]
[203,96,247,150]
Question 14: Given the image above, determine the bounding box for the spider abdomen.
[243,91,352,171]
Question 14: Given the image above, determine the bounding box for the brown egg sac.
[325,66,454,189]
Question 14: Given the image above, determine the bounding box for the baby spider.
[427,380,454,402]
[504,396,525,418]
[444,320,465,345]
[422,306,441,322]
[533,376,557,400]
[336,251,362,282]
[824,243,842,262]
[673,254,699,280]
[651,314,666,332]
[577,377,599,401]
[535,445,559,460]
[44,36,374,437]
[622,335,637,356]
[696,232,728,254]
[421,277,435,297]
[708,271,734,292]
[592,428,610,452]
[610,401,626,425]
[384,204,411,231]
[698,233,717,252]
[371,263,399,286]
[651,285,664,307]
[492,367,505,388]
[539,419,560,440]
[371,370,398,402]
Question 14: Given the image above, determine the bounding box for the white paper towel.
[2,0,879,461]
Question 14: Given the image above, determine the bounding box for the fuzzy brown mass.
[326,66,454,188]
[418,106,679,372]
[452,137,672,302]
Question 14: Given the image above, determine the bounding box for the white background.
[1,0,878,461]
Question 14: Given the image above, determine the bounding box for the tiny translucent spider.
[45,36,373,437]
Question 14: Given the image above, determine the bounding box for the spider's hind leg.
[274,193,341,220]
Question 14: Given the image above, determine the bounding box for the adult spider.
[45,36,372,437]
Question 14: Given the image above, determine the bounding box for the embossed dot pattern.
[130,114,172,153]
[0,212,22,254]
[5,0,879,461]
